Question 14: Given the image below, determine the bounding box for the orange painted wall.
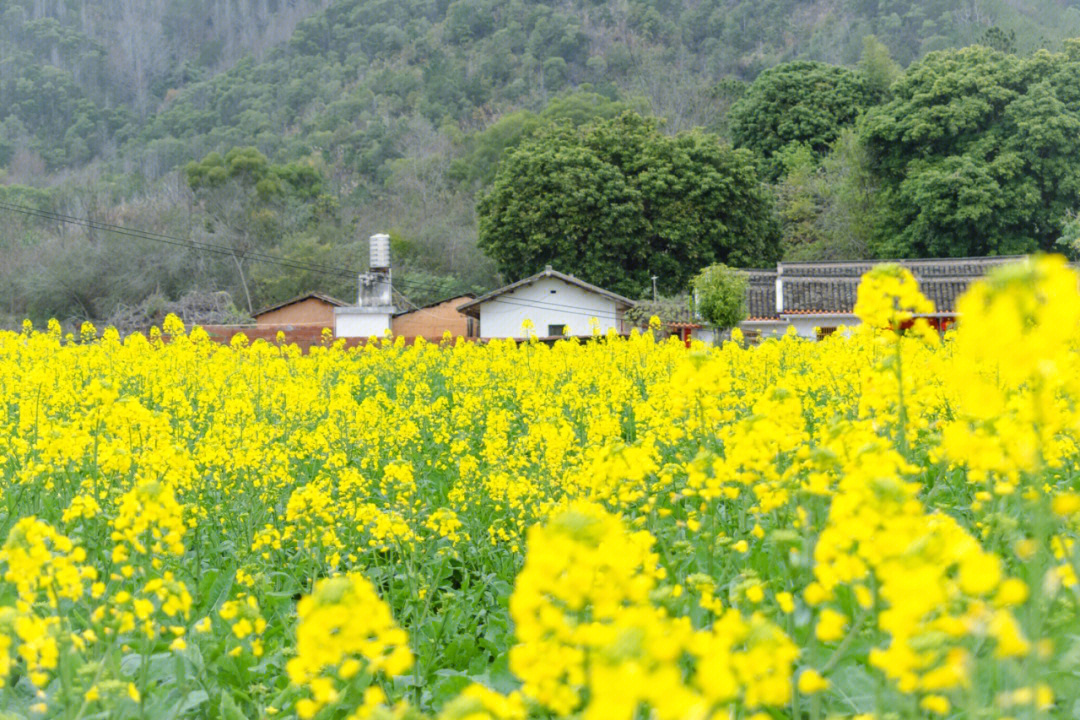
[255,298,337,328]
[392,296,476,339]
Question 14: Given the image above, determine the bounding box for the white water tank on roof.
[370,233,391,270]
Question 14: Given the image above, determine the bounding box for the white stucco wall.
[785,315,860,339]
[739,321,787,340]
[477,277,624,338]
[334,307,392,338]
[693,327,718,345]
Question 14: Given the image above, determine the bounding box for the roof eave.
[457,268,636,313]
[253,292,348,317]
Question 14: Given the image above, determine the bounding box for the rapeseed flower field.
[2,256,1080,719]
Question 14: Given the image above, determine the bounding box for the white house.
[457,266,636,339]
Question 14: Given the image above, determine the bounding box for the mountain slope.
[6,0,1080,180]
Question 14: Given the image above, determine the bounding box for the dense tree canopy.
[860,44,1080,258]
[8,0,1080,327]
[477,113,780,298]
[730,61,872,178]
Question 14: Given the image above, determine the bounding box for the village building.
[252,292,347,329]
[626,256,1025,343]
[392,294,478,340]
[738,256,1023,340]
[335,306,395,337]
[457,266,636,339]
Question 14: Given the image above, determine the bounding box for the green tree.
[185,147,328,313]
[774,130,878,261]
[1054,211,1080,259]
[730,61,873,179]
[858,35,901,102]
[774,143,829,256]
[477,112,780,297]
[692,263,747,331]
[982,27,1017,55]
[451,91,642,186]
[860,45,1080,258]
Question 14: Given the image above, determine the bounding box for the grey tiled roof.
[782,278,858,314]
[745,270,778,320]
[773,256,1024,315]
[779,256,1021,279]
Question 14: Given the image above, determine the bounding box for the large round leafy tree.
[477,113,780,298]
[730,60,872,178]
[860,43,1080,258]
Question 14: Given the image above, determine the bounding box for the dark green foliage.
[477,113,780,298]
[450,92,642,186]
[7,0,1080,177]
[775,130,877,262]
[730,61,873,179]
[860,45,1080,258]
[185,147,325,200]
[983,27,1017,55]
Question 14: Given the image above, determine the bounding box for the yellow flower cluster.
[0,256,1079,717]
[287,572,413,718]
[111,480,187,560]
[811,433,1025,701]
[944,255,1080,486]
[853,263,935,331]
[510,501,798,719]
[1,517,93,605]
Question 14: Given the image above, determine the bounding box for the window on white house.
[548,324,567,337]
[816,327,838,340]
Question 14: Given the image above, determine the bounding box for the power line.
[9,201,362,278]
[0,201,361,280]
[485,296,622,321]
[1,201,642,323]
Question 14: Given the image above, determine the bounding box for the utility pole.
[651,275,658,301]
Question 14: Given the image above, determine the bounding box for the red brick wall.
[196,325,478,352]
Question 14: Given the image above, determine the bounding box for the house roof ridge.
[456,267,636,317]
[777,255,1026,268]
[253,291,349,317]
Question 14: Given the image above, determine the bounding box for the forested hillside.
[3,0,1080,327]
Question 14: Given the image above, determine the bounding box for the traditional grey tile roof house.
[734,256,1025,340]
